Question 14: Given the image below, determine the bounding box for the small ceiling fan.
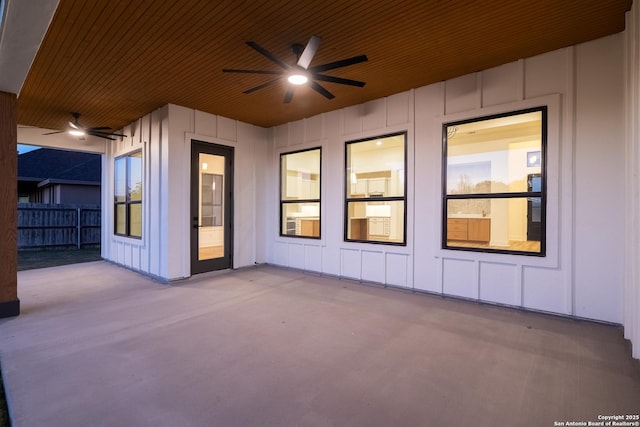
[44,112,126,141]
[223,36,368,103]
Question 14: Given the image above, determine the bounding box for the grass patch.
[0,366,9,427]
[18,247,102,271]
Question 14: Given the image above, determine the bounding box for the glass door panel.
[198,153,225,261]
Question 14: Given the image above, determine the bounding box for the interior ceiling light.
[69,129,85,137]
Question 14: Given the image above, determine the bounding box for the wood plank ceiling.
[17,0,632,131]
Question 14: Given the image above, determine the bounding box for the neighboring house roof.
[18,148,101,185]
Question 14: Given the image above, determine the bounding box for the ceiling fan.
[44,112,126,140]
[223,36,368,103]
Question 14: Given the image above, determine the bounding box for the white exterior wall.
[266,34,627,326]
[97,24,638,355]
[102,104,269,281]
[625,1,640,359]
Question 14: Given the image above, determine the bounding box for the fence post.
[77,208,81,249]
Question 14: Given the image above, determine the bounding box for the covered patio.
[0,262,638,426]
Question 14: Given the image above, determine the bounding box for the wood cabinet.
[468,218,490,241]
[300,219,320,237]
[447,219,468,240]
[350,218,368,240]
[447,218,490,242]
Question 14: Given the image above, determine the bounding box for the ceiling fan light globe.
[69,129,85,137]
[288,74,308,85]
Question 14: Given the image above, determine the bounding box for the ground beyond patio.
[0,262,639,426]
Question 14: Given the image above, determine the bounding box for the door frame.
[190,140,234,274]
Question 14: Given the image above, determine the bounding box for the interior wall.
[266,33,626,326]
[102,104,268,281]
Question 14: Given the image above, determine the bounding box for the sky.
[17,144,40,154]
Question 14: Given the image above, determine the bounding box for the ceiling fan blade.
[243,78,282,95]
[43,130,64,135]
[88,131,117,140]
[297,35,321,69]
[69,121,82,130]
[246,41,290,69]
[310,55,368,73]
[309,81,335,100]
[222,69,284,75]
[313,74,366,87]
[88,126,111,131]
[283,87,295,104]
[89,130,125,138]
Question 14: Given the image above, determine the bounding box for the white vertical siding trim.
[475,72,483,109]
[517,59,525,101]
[565,46,577,317]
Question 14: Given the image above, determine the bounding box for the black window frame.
[114,150,143,239]
[279,147,322,239]
[344,131,408,246]
[442,106,547,256]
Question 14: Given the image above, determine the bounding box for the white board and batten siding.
[102,104,269,281]
[270,93,415,288]
[267,33,626,327]
[99,28,637,356]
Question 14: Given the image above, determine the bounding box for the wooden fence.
[17,203,101,249]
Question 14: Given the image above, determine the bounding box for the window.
[345,132,406,245]
[280,148,321,238]
[443,107,546,255]
[114,151,142,238]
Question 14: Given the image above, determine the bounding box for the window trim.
[279,147,322,239]
[114,150,143,239]
[441,106,547,256]
[344,131,408,246]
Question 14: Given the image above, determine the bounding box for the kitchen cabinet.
[367,178,387,195]
[468,218,490,241]
[447,219,468,240]
[447,218,491,242]
[350,218,368,240]
[300,219,320,237]
[368,217,390,236]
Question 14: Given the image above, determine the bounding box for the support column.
[0,91,19,318]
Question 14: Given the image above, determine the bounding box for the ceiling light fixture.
[68,116,85,136]
[287,73,308,85]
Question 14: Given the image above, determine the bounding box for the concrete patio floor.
[1,261,639,427]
